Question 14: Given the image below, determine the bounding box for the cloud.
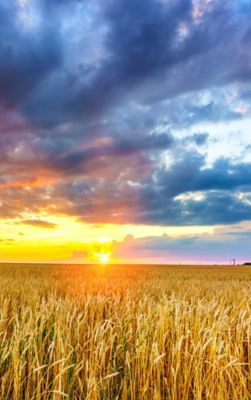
[0,238,15,243]
[190,132,209,146]
[19,219,57,229]
[0,2,62,108]
[0,0,251,241]
[1,142,251,227]
[113,230,251,263]
[10,0,251,127]
[49,132,173,175]
[140,153,251,225]
[1,0,250,129]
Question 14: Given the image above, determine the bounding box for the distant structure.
[229,258,236,265]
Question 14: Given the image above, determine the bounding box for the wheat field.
[0,263,250,400]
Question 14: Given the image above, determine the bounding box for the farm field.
[0,263,251,400]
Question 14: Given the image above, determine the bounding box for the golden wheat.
[0,264,250,399]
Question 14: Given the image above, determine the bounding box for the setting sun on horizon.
[97,253,111,264]
[0,214,220,264]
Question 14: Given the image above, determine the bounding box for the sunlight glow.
[0,215,215,263]
[98,253,110,264]
[97,237,111,244]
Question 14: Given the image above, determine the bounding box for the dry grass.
[0,263,251,399]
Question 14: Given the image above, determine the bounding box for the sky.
[0,0,251,264]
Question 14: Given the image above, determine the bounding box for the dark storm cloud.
[15,0,251,126]
[0,0,251,232]
[70,0,193,115]
[0,0,249,121]
[139,153,251,225]
[64,0,244,120]
[149,153,251,198]
[50,132,173,174]
[1,145,251,226]
[0,2,62,108]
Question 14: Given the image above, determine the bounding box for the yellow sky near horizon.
[0,214,215,262]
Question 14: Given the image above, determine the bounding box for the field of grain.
[0,263,251,400]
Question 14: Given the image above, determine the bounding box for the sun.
[98,253,110,264]
[97,237,110,244]
[88,238,113,263]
